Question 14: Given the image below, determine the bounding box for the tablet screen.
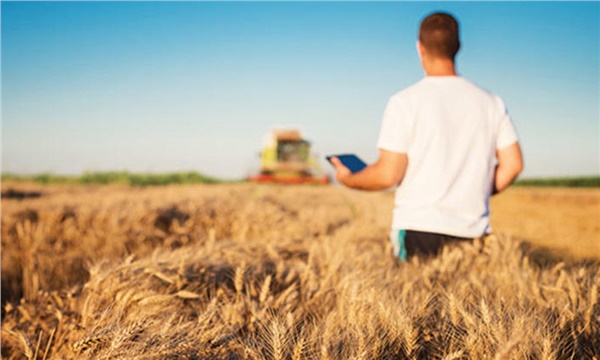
[326,154,367,173]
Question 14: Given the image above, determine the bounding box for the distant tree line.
[1,171,225,186]
[514,176,600,187]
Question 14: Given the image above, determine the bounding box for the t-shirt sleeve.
[494,96,519,150]
[377,96,411,153]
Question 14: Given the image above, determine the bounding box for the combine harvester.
[249,129,330,185]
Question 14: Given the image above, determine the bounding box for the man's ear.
[416,41,426,61]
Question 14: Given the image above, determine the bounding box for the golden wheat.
[1,182,599,359]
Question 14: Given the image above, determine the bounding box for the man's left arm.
[330,149,408,191]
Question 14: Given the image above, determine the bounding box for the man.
[331,12,523,261]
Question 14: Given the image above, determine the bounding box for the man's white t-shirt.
[377,76,518,238]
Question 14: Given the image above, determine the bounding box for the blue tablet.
[326,154,367,173]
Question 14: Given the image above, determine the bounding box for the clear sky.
[2,1,599,180]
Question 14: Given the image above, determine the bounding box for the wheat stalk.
[234,262,246,298]
[42,327,56,360]
[584,283,598,332]
[260,275,272,305]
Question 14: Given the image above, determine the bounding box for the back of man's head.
[419,12,460,61]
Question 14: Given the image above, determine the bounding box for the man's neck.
[424,58,457,77]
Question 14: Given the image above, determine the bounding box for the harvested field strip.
[490,187,600,260]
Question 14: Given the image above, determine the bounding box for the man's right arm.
[493,142,524,194]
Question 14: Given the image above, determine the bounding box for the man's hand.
[330,157,352,186]
[330,149,408,191]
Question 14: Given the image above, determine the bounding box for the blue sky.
[2,1,599,179]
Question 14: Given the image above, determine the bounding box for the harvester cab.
[249,129,330,184]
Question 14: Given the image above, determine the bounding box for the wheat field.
[1,182,599,359]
